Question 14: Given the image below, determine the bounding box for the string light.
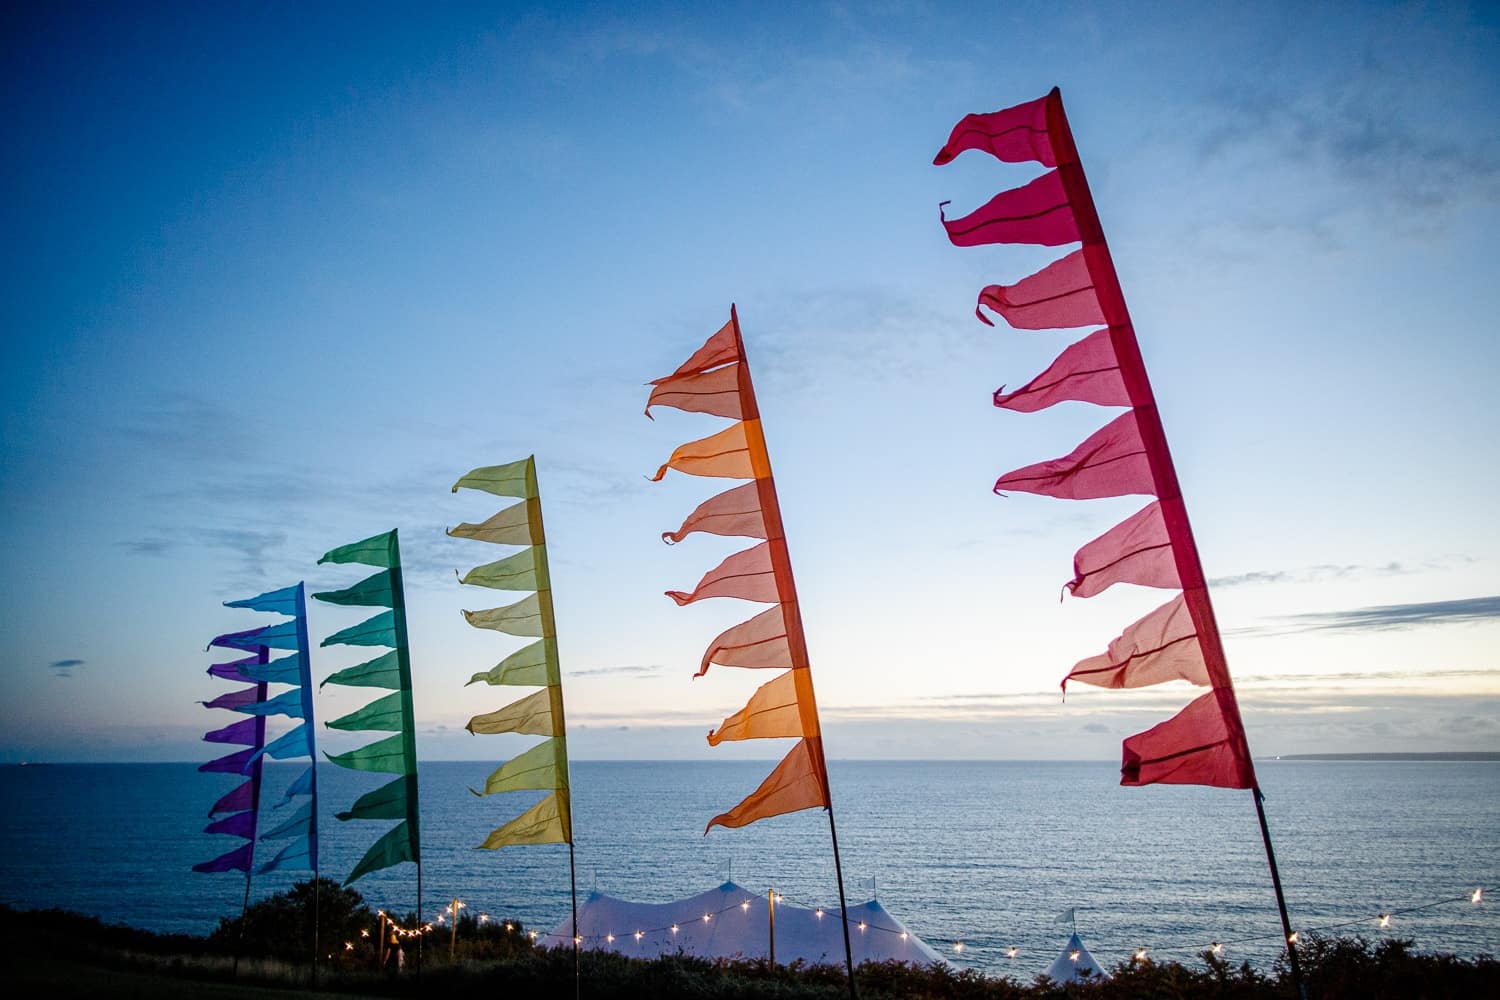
[815,908,823,919]
[952,941,963,953]
[741,901,750,912]
[634,931,643,941]
[1474,889,1484,904]
[671,924,679,934]
[1287,932,1299,944]
[1134,948,1149,962]
[528,930,537,941]
[703,913,711,922]
[505,923,514,932]
[1378,914,1391,928]
[1069,950,1081,962]
[606,934,615,943]
[344,941,354,951]
[574,936,583,944]
[1210,942,1223,954]
[360,929,369,939]
[1007,946,1018,959]
[857,920,866,932]
[900,931,908,941]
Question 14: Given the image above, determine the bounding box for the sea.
[1,760,1496,977]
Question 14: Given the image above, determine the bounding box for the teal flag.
[314,570,394,608]
[344,818,417,885]
[321,611,398,648]
[321,650,401,690]
[318,531,396,569]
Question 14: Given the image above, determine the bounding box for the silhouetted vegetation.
[4,894,1496,998]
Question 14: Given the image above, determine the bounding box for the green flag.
[345,818,417,885]
[321,611,398,648]
[327,692,404,732]
[336,776,409,821]
[326,733,410,774]
[318,530,397,569]
[321,650,402,690]
[314,569,394,608]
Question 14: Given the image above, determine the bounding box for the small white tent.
[543,881,943,967]
[1043,931,1108,983]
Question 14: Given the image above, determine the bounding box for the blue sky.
[2,1,1497,763]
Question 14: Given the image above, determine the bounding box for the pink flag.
[666,542,778,606]
[994,411,1153,500]
[697,604,791,677]
[933,94,1056,167]
[1121,692,1254,789]
[662,483,767,545]
[1066,501,1179,598]
[940,170,1079,248]
[977,249,1104,329]
[1063,593,1207,692]
[994,328,1129,412]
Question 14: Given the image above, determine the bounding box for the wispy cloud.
[1210,561,1408,588]
[568,664,666,678]
[1237,595,1500,637]
[118,538,176,557]
[48,658,84,678]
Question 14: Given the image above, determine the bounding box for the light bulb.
[858,921,867,932]
[1287,932,1299,944]
[606,934,614,943]
[1211,943,1223,954]
[344,942,353,951]
[815,908,823,919]
[671,924,678,934]
[1069,950,1080,962]
[635,931,643,941]
[953,941,963,953]
[1007,947,1018,959]
[1474,889,1484,904]
[1378,914,1390,928]
[1135,949,1148,961]
[703,914,710,922]
[900,932,908,941]
[741,901,750,911]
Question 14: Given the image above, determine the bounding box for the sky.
[2,1,1497,764]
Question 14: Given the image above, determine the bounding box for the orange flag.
[705,738,826,832]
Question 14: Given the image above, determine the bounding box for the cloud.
[48,657,84,678]
[1238,595,1500,637]
[118,537,176,557]
[568,664,666,678]
[1209,562,1407,588]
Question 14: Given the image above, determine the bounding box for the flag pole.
[730,305,858,1000]
[1042,87,1305,1000]
[569,840,581,1000]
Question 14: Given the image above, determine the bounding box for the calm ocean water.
[1,760,1496,976]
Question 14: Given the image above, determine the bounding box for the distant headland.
[1269,752,1500,762]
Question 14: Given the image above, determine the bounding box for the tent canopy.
[543,881,942,967]
[1043,931,1108,983]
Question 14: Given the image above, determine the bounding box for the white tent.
[543,881,943,967]
[1042,931,1108,983]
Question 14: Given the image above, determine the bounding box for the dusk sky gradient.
[3,1,1497,764]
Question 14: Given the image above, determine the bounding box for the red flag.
[1063,593,1207,692]
[650,319,739,384]
[662,482,767,545]
[994,411,1153,500]
[977,249,1103,329]
[1121,692,1254,789]
[697,604,791,677]
[994,328,1129,413]
[1066,501,1179,598]
[940,170,1079,248]
[705,737,827,832]
[666,542,778,606]
[933,94,1056,167]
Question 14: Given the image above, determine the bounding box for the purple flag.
[202,685,262,712]
[210,779,254,816]
[204,810,256,838]
[199,748,257,774]
[204,717,258,745]
[208,656,258,681]
[193,842,253,873]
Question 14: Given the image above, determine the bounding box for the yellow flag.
[466,687,557,736]
[478,790,571,849]
[472,737,568,795]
